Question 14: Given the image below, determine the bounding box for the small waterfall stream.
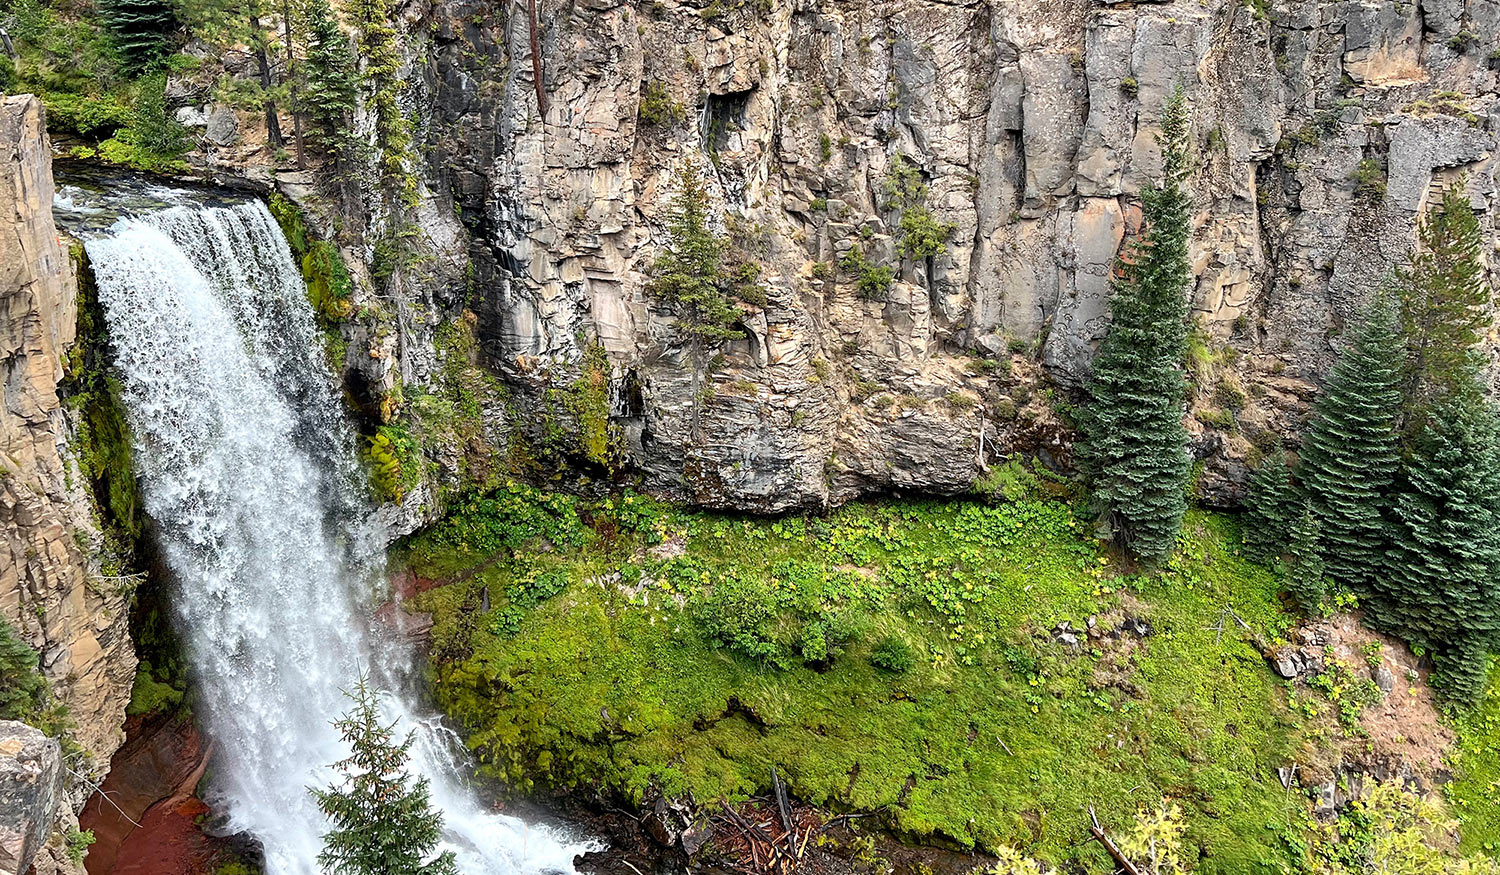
[77,197,592,875]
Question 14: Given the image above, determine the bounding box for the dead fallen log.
[1088,806,1143,875]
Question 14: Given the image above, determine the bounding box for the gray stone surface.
[231,0,1500,513]
[0,722,63,875]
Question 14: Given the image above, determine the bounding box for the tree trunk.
[527,0,546,119]
[251,17,284,151]
[281,0,305,167]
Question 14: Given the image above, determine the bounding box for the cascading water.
[78,196,593,875]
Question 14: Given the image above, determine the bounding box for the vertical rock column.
[0,721,64,875]
[0,94,137,874]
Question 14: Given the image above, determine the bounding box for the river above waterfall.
[61,182,595,875]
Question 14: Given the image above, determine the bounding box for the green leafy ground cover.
[1452,667,1500,858]
[401,485,1495,873]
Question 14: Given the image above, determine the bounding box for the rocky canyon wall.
[0,94,136,875]
[163,0,1500,516]
[327,0,1500,512]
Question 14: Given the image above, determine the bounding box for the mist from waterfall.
[83,200,592,875]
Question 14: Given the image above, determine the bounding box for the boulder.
[203,105,238,147]
[1272,648,1306,680]
[0,721,64,875]
[1374,664,1397,694]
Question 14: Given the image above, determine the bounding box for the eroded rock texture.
[199,0,1500,512]
[0,95,135,874]
[0,721,63,875]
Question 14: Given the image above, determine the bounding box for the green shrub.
[638,80,685,126]
[972,458,1040,503]
[694,576,791,667]
[1213,378,1248,410]
[1448,30,1479,52]
[0,617,45,722]
[869,636,915,673]
[897,206,955,259]
[125,662,184,717]
[841,246,893,301]
[268,193,354,322]
[1350,158,1387,204]
[365,425,420,503]
[64,827,95,864]
[96,74,188,173]
[490,569,570,637]
[1195,407,1236,430]
[44,91,131,138]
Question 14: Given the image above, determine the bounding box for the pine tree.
[98,0,175,73]
[311,676,458,875]
[646,163,742,349]
[298,0,358,153]
[1380,383,1500,701]
[347,0,414,202]
[646,163,762,432]
[1298,293,1404,590]
[1242,452,1295,563]
[1397,185,1492,423]
[1283,507,1326,613]
[0,617,45,722]
[1077,88,1194,562]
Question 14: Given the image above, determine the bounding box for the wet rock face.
[0,94,135,769]
[0,721,64,875]
[0,95,136,875]
[352,0,1500,509]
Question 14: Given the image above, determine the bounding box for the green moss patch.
[402,487,1328,872]
[1450,668,1500,858]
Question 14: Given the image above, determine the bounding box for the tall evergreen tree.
[1078,88,1194,561]
[1242,452,1295,563]
[311,676,459,875]
[646,163,762,432]
[298,0,358,153]
[1397,185,1493,424]
[347,0,413,201]
[1380,382,1500,702]
[98,0,175,72]
[1298,293,1404,590]
[646,163,742,350]
[1283,507,1327,613]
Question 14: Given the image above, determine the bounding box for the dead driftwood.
[1088,806,1143,875]
[712,770,822,875]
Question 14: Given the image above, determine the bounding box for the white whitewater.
[85,200,592,875]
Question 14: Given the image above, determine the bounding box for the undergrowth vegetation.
[1451,666,1500,858]
[403,487,1348,872]
[1,0,189,172]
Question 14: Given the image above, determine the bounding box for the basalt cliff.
[214,0,1500,517]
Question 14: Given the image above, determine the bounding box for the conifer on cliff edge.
[1078,87,1193,562]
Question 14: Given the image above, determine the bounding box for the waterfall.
[83,200,593,875]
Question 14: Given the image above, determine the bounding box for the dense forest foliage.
[0,0,359,172]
